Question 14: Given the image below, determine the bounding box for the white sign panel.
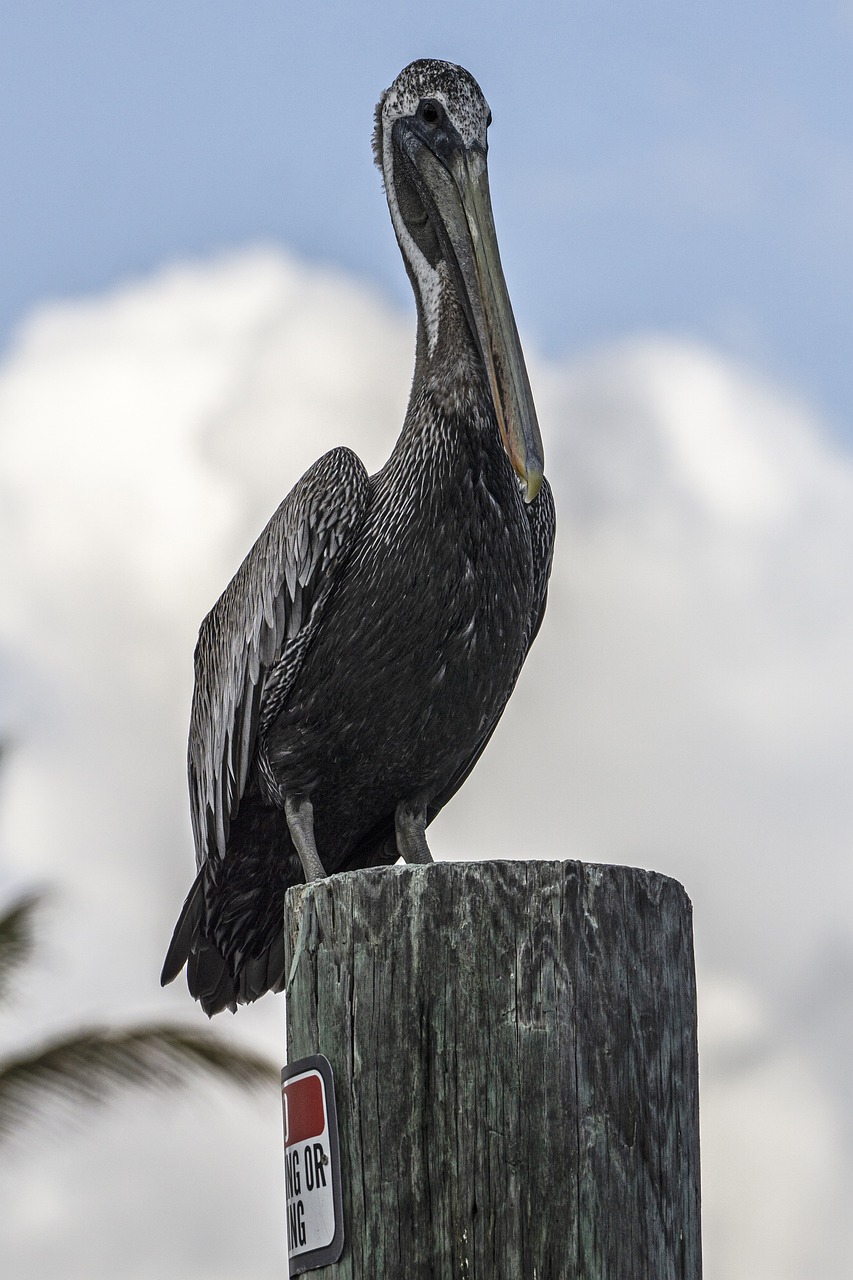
[282,1054,344,1274]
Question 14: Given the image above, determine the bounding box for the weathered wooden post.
[284,860,701,1278]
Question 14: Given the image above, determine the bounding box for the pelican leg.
[395,800,434,865]
[284,795,326,881]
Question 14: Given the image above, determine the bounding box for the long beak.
[399,127,544,502]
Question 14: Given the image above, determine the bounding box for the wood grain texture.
[284,860,701,1280]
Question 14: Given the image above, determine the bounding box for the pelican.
[162,59,556,1015]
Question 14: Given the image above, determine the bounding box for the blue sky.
[4,1,853,443]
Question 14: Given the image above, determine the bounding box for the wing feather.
[188,446,370,870]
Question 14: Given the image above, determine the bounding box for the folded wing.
[162,447,369,992]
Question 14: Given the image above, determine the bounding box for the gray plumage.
[162,59,555,1014]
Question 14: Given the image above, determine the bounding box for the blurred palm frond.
[0,1022,279,1139]
[0,891,44,1007]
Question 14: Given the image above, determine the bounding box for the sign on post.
[282,1054,344,1275]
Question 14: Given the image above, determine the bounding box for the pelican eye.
[418,99,443,126]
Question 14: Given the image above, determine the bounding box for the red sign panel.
[283,1073,326,1146]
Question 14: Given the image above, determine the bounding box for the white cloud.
[699,978,848,1280]
[1,248,851,1276]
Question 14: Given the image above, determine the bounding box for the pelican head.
[374,59,544,503]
